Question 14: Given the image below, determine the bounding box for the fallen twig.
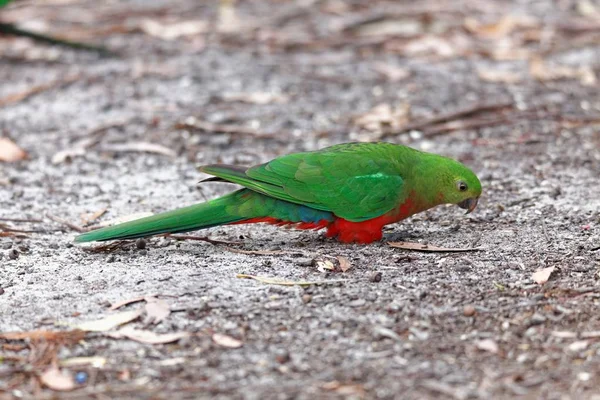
[237,274,347,286]
[388,241,483,252]
[382,101,514,137]
[45,214,87,233]
[166,234,241,246]
[174,118,276,138]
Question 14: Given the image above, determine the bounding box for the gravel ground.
[1,1,600,399]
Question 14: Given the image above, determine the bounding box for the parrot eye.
[457,181,468,192]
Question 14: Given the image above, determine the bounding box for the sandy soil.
[1,1,600,399]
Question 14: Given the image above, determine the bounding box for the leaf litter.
[0,137,28,162]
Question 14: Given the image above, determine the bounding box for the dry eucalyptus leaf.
[530,57,597,86]
[100,142,177,157]
[212,333,243,348]
[110,326,189,344]
[532,266,555,285]
[221,92,289,105]
[60,356,107,368]
[140,19,207,40]
[477,69,523,83]
[354,103,410,132]
[475,338,499,354]
[336,256,352,272]
[372,62,410,82]
[0,138,28,162]
[76,309,143,332]
[464,15,538,38]
[388,242,482,252]
[144,297,170,325]
[40,366,75,391]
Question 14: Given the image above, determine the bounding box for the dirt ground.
[1,0,600,399]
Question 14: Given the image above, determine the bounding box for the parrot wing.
[200,143,406,222]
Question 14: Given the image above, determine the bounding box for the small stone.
[8,249,19,260]
[106,255,115,263]
[0,287,4,295]
[463,305,476,317]
[2,243,12,250]
[302,294,312,304]
[275,350,290,364]
[49,243,59,250]
[348,298,366,307]
[370,271,382,282]
[139,249,147,256]
[135,238,147,250]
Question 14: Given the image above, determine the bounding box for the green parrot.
[75,142,482,244]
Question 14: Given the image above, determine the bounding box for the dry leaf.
[464,15,538,38]
[581,331,600,338]
[568,340,589,352]
[110,295,154,311]
[212,333,243,348]
[100,142,177,157]
[40,365,75,391]
[237,274,347,287]
[60,356,107,368]
[109,326,189,344]
[551,331,577,339]
[316,258,336,272]
[336,256,352,273]
[372,62,410,82]
[218,0,240,33]
[532,266,555,285]
[80,208,107,226]
[530,57,597,86]
[475,338,499,354]
[144,297,170,325]
[139,19,207,40]
[577,0,600,16]
[388,242,482,252]
[402,36,456,58]
[354,103,410,132]
[0,138,28,162]
[0,330,85,344]
[477,69,523,83]
[76,309,142,332]
[221,92,289,105]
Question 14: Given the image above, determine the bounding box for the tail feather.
[75,190,246,243]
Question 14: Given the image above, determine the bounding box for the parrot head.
[418,155,482,214]
[444,160,482,214]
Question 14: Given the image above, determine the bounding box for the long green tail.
[75,188,334,243]
[75,190,249,242]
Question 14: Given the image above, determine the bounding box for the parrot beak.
[457,197,479,214]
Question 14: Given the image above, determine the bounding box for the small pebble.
[106,255,115,263]
[139,249,147,256]
[0,287,4,295]
[136,238,147,250]
[302,294,312,304]
[463,305,476,317]
[370,271,382,283]
[8,249,19,260]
